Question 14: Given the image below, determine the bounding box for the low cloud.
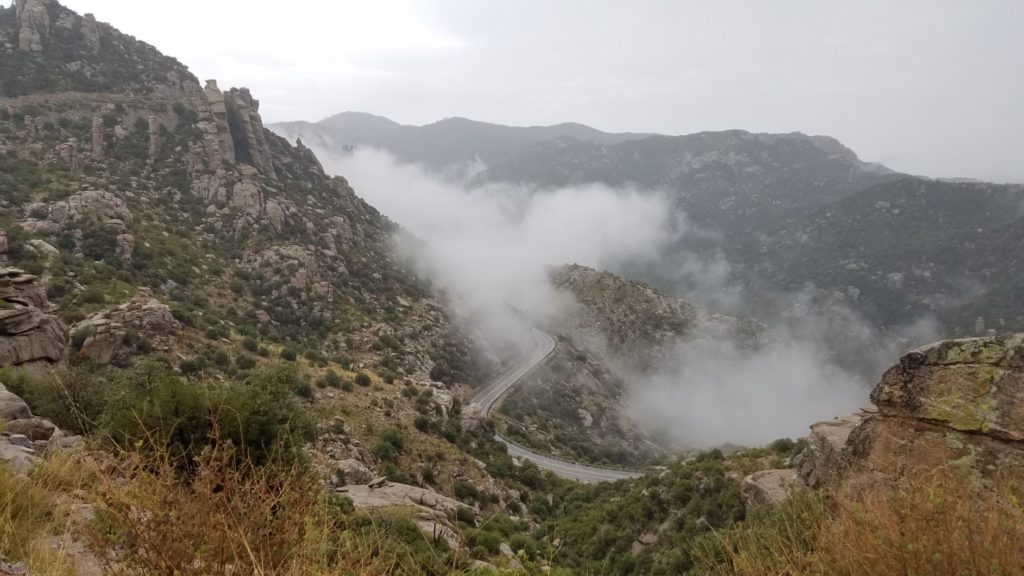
[325,148,675,357]
[313,146,939,449]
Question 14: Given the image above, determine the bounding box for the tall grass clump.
[690,469,1024,576]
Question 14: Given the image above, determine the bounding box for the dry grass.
[84,437,466,575]
[0,451,99,576]
[2,438,471,575]
[691,469,1024,576]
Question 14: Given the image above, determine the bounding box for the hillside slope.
[0,0,474,382]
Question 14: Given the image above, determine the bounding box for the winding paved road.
[470,329,644,483]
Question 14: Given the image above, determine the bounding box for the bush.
[354,372,372,387]
[294,381,314,400]
[179,357,205,376]
[235,354,256,370]
[509,534,540,560]
[241,337,258,352]
[79,286,106,304]
[379,428,405,451]
[212,350,231,368]
[454,506,476,526]
[373,441,397,462]
[280,348,297,362]
[414,416,431,433]
[453,480,481,503]
[323,370,342,388]
[468,530,501,555]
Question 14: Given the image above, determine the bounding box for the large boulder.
[798,412,865,488]
[4,417,57,441]
[0,387,32,421]
[0,269,68,368]
[73,296,180,366]
[870,334,1024,442]
[741,469,806,509]
[335,458,374,485]
[48,190,133,231]
[338,481,470,550]
[815,334,1024,495]
[460,402,487,433]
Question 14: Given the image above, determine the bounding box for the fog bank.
[315,147,936,448]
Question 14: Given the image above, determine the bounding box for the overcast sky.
[50,0,1024,182]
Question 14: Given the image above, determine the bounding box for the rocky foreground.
[744,333,1024,506]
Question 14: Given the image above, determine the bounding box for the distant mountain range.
[270,112,653,171]
[269,113,1024,335]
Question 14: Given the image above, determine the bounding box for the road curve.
[470,329,645,484]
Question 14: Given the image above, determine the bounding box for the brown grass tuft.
[691,469,1024,576]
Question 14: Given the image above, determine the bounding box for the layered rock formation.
[16,0,50,53]
[747,334,1024,506]
[225,88,277,179]
[72,296,180,366]
[0,268,68,368]
[0,383,82,475]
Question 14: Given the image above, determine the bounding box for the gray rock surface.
[741,469,806,509]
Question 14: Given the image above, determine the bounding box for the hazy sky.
[50,0,1024,182]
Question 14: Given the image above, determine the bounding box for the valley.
[0,1,1021,575]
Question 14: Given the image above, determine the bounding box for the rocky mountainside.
[471,133,1024,336]
[752,177,1024,333]
[307,109,1023,336]
[269,112,653,172]
[745,333,1024,504]
[497,264,767,466]
[0,0,473,382]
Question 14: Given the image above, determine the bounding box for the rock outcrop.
[16,0,51,52]
[741,469,806,508]
[203,80,235,166]
[72,296,179,366]
[225,88,277,179]
[80,12,100,53]
[749,334,1024,509]
[48,190,132,231]
[0,384,82,475]
[461,402,487,433]
[798,412,866,488]
[339,481,469,549]
[0,269,68,367]
[0,384,32,421]
[91,116,103,158]
[840,335,1024,490]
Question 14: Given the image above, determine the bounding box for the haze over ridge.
[47,0,1024,184]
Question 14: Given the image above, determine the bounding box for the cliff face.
[0,1,473,382]
[747,334,1024,507]
[0,267,67,367]
[844,335,1024,487]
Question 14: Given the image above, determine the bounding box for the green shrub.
[235,354,256,370]
[453,480,481,503]
[323,370,342,388]
[241,337,258,352]
[373,441,397,462]
[414,416,430,433]
[79,286,106,304]
[354,372,371,387]
[280,348,297,362]
[379,428,405,451]
[468,530,501,555]
[454,506,475,526]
